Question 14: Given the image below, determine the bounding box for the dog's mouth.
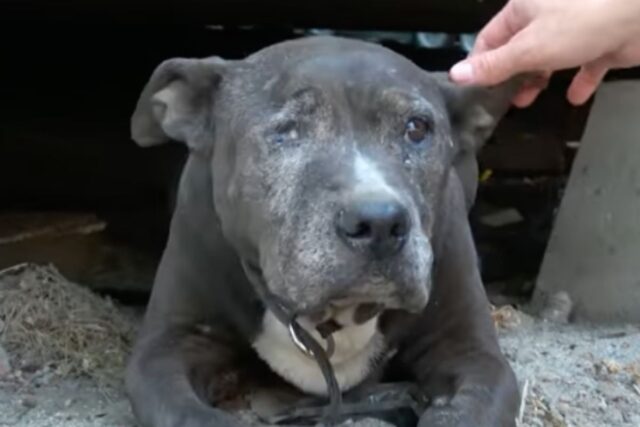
[305,300,385,332]
[243,259,387,358]
[305,300,384,336]
[289,301,384,361]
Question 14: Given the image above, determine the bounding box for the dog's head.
[132,36,518,325]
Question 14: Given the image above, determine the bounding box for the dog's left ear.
[435,73,524,154]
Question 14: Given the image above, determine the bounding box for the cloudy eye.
[269,120,299,144]
[404,117,430,144]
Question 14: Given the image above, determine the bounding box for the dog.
[126,36,520,427]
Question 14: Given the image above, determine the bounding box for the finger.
[512,72,551,108]
[567,60,609,105]
[513,86,543,108]
[472,2,528,55]
[450,30,537,85]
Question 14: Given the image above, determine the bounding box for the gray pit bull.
[126,36,521,427]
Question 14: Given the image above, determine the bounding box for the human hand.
[449,0,640,107]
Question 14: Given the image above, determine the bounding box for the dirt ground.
[1,266,639,427]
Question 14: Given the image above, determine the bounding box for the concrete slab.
[534,81,640,323]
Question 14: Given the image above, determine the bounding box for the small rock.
[597,397,608,411]
[539,291,573,323]
[338,418,394,427]
[594,359,624,378]
[20,395,37,409]
[602,359,622,374]
[431,396,449,407]
[556,402,571,415]
[82,358,92,371]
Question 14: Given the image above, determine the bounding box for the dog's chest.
[252,311,387,396]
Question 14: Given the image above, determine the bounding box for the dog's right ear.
[131,57,228,154]
[434,72,525,155]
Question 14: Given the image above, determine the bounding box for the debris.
[594,358,625,377]
[626,360,640,384]
[516,379,529,426]
[484,209,526,229]
[0,212,106,246]
[603,359,622,375]
[0,264,134,388]
[597,328,637,339]
[0,343,11,377]
[479,169,493,182]
[491,305,533,330]
[0,262,34,278]
[566,141,581,150]
[480,208,524,228]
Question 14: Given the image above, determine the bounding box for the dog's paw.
[418,410,470,427]
[418,401,474,427]
[168,408,246,427]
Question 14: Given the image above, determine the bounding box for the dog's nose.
[336,199,410,258]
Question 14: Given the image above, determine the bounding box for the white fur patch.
[252,311,385,395]
[353,152,400,199]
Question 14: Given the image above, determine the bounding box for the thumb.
[450,35,534,86]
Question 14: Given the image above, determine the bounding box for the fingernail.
[450,61,474,83]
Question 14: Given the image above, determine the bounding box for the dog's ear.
[131,57,228,153]
[435,73,524,154]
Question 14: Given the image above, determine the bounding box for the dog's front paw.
[417,395,484,427]
[418,397,514,427]
[419,408,472,427]
[162,408,246,427]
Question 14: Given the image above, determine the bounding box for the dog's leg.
[397,178,519,427]
[126,324,245,427]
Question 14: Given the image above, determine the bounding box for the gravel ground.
[2,318,639,427]
[0,378,133,427]
[1,271,639,427]
[499,313,640,427]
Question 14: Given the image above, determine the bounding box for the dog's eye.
[404,117,430,144]
[269,120,299,144]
